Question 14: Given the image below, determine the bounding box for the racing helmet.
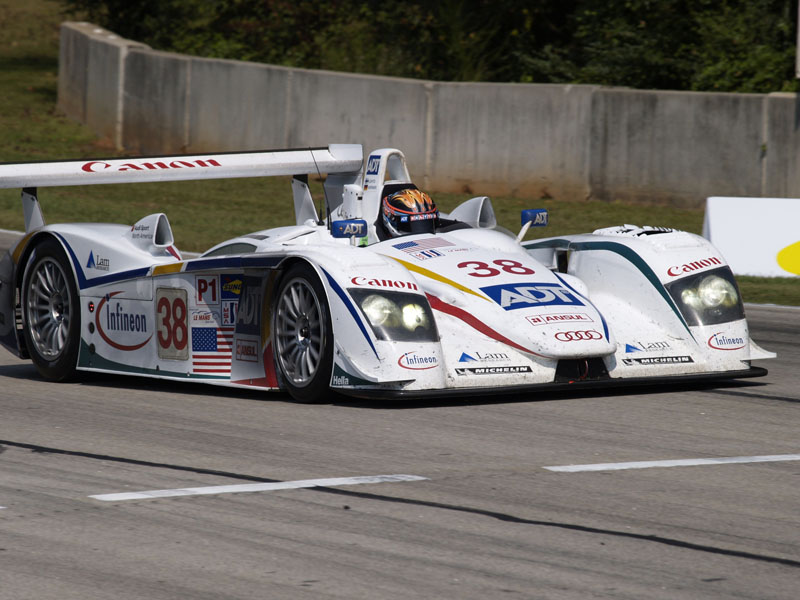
[382,189,439,237]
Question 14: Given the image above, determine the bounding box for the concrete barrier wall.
[58,23,148,148]
[589,89,767,207]
[57,22,800,208]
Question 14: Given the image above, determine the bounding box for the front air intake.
[554,358,610,383]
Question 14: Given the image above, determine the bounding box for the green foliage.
[59,0,799,92]
[690,0,799,92]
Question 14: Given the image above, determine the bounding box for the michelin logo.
[456,366,532,375]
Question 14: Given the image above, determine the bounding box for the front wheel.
[272,263,333,403]
[21,237,81,381]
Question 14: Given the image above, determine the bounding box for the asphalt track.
[0,230,798,599]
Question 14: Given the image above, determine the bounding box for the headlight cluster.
[349,289,439,342]
[666,267,744,326]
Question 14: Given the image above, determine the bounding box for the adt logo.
[480,282,584,311]
[332,219,367,238]
[366,154,381,175]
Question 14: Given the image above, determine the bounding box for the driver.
[380,188,439,238]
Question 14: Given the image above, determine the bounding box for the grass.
[0,0,797,306]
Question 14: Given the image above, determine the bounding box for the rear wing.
[0,144,364,230]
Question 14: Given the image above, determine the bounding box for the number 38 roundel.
[156,288,189,360]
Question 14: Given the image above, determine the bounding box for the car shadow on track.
[0,362,771,409]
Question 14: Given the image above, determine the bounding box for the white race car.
[0,145,773,401]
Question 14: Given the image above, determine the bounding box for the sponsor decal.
[554,330,602,341]
[334,221,367,237]
[350,276,419,291]
[526,312,592,326]
[392,238,455,259]
[332,374,350,386]
[398,351,438,370]
[667,256,722,277]
[86,251,110,271]
[458,351,509,363]
[221,274,243,299]
[191,310,219,324]
[131,224,151,240]
[235,338,259,362]
[81,158,221,173]
[195,275,219,305]
[481,282,584,311]
[366,154,381,175]
[622,356,694,365]
[407,248,443,260]
[625,340,671,353]
[221,301,238,326]
[456,366,532,375]
[707,332,746,351]
[192,326,233,373]
[95,292,151,351]
[235,277,262,336]
[407,213,437,222]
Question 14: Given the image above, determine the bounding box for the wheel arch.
[15,232,80,292]
[11,232,79,359]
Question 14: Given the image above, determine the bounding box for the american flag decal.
[191,326,234,374]
[392,237,454,253]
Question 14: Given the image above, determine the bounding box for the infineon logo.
[398,352,438,370]
[707,332,746,350]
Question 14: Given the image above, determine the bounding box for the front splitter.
[338,366,768,400]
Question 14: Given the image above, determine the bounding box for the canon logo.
[667,256,722,277]
[81,158,222,173]
[554,330,602,341]
[351,276,418,291]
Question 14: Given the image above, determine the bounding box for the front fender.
[295,248,446,390]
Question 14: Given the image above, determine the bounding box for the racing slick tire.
[272,262,334,403]
[21,237,80,381]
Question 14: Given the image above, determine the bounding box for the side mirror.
[521,209,548,227]
[516,209,548,242]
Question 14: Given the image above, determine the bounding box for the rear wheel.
[273,263,333,403]
[21,238,80,381]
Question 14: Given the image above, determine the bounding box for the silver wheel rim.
[275,277,325,386]
[25,257,72,360]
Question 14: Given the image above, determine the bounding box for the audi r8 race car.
[0,144,774,402]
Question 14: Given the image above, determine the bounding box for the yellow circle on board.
[776,241,800,275]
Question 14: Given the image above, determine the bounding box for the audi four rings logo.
[554,330,602,341]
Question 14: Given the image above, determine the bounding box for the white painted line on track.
[90,474,428,502]
[544,454,800,473]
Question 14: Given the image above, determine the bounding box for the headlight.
[362,294,400,328]
[666,267,744,327]
[697,275,738,308]
[402,303,430,331]
[349,289,438,342]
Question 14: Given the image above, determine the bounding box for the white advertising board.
[703,196,800,278]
